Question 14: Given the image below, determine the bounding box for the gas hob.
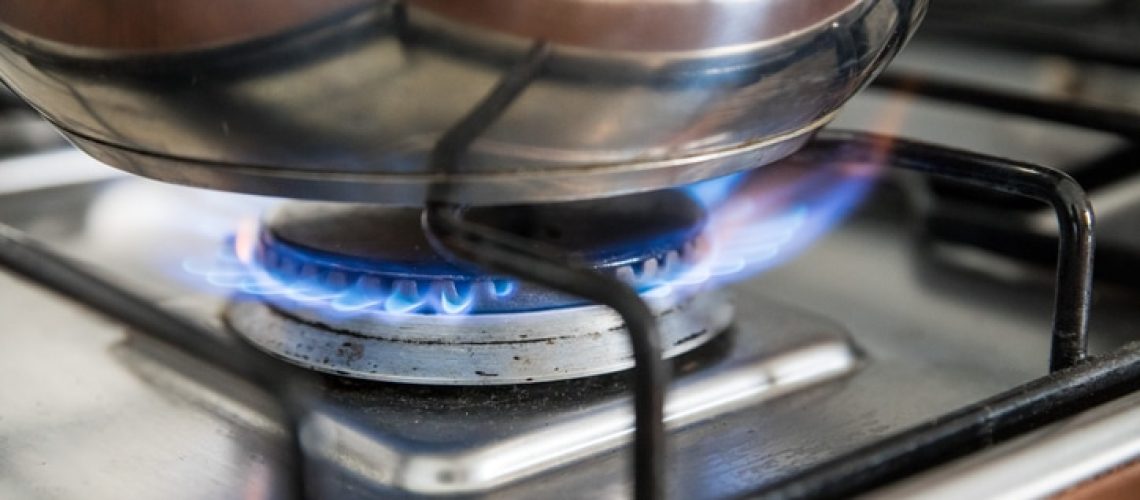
[4,3,1140,499]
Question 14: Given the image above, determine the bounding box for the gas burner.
[255,191,708,314]
[225,190,733,384]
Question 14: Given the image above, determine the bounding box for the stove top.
[1,146,1137,499]
[3,4,1140,499]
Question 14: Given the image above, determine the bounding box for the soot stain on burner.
[266,303,583,346]
[336,341,364,363]
[319,330,737,413]
[673,329,709,347]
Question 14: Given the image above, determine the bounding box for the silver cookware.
[0,0,926,204]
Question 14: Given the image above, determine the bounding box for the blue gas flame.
[182,157,877,318]
[182,243,510,318]
[633,159,877,296]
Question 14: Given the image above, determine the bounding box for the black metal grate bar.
[920,1,1140,69]
[750,340,1140,500]
[805,130,1095,371]
[0,223,321,500]
[422,206,667,500]
[743,128,1099,499]
[418,40,666,500]
[871,72,1140,141]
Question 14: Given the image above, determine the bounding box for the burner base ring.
[225,290,732,385]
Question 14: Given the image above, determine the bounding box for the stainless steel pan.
[0,0,927,205]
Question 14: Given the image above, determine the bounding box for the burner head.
[226,190,732,384]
